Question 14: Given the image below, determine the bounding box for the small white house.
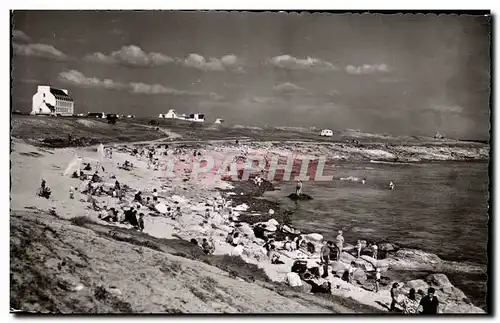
[185,113,205,122]
[320,129,333,137]
[31,85,74,116]
[215,118,225,124]
[165,109,178,119]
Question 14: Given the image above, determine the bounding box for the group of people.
[390,284,440,314]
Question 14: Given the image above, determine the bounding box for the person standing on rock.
[372,244,378,260]
[418,287,440,314]
[320,241,332,278]
[403,288,419,314]
[356,240,362,258]
[375,268,381,293]
[390,282,401,312]
[335,230,344,261]
[295,180,303,196]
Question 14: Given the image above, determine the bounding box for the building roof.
[50,88,73,102]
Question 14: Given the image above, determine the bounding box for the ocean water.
[263,161,490,308]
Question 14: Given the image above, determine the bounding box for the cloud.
[129,82,186,95]
[426,104,464,114]
[345,64,389,75]
[269,55,337,71]
[12,30,31,43]
[273,82,310,94]
[13,43,68,60]
[183,53,245,72]
[250,96,286,104]
[58,70,221,98]
[83,45,175,67]
[58,70,126,90]
[84,46,244,72]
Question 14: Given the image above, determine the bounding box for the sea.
[262,160,490,310]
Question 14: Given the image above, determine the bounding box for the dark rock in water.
[378,242,396,252]
[287,193,313,200]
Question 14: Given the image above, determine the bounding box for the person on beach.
[389,181,395,190]
[375,268,381,293]
[172,206,182,220]
[98,205,108,219]
[347,261,356,283]
[295,180,303,196]
[204,208,211,220]
[231,232,241,246]
[356,240,363,258]
[402,288,420,314]
[320,241,332,278]
[418,287,440,314]
[134,191,142,203]
[362,178,366,185]
[372,244,378,260]
[138,213,145,232]
[202,238,215,255]
[152,189,159,198]
[335,230,344,261]
[69,186,75,199]
[390,282,401,312]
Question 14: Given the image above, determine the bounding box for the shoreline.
[220,177,487,310]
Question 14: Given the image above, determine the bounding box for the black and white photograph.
[10,10,491,315]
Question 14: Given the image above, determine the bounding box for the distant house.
[185,113,205,122]
[164,109,178,119]
[320,129,333,137]
[215,118,225,124]
[31,85,74,116]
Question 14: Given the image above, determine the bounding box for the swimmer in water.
[389,181,395,190]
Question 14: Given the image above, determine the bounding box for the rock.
[404,279,429,293]
[237,223,255,237]
[330,261,347,276]
[287,193,313,200]
[306,233,323,242]
[73,283,85,291]
[268,209,275,215]
[378,242,396,251]
[353,268,367,285]
[266,224,277,232]
[393,248,441,263]
[108,287,122,296]
[267,218,279,227]
[426,273,452,287]
[354,259,374,272]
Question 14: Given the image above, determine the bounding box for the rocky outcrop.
[380,248,485,274]
[287,193,313,200]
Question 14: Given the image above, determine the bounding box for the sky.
[11,11,491,140]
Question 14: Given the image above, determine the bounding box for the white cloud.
[345,64,390,75]
[273,82,309,93]
[129,82,186,95]
[12,30,31,43]
[13,43,67,60]
[83,45,175,67]
[58,70,125,90]
[58,70,221,98]
[269,55,337,71]
[183,53,245,72]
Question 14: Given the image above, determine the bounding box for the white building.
[185,113,205,122]
[164,109,178,119]
[31,85,74,116]
[320,129,333,137]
